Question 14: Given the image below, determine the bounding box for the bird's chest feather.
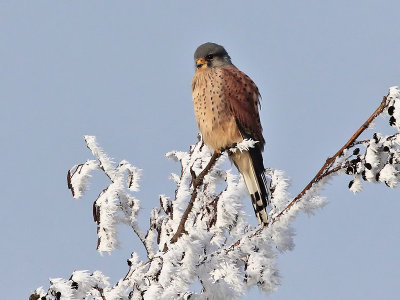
[192,68,242,150]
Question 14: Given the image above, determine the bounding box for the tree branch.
[271,95,389,223]
[170,151,221,243]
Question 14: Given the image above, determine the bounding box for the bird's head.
[194,42,232,70]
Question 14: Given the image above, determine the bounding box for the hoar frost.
[34,87,400,300]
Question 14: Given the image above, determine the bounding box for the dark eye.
[205,54,214,60]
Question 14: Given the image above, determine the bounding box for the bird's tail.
[232,149,270,226]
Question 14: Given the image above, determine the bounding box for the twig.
[170,151,221,243]
[94,287,107,300]
[353,132,400,146]
[271,95,389,223]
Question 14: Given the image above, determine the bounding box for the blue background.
[1,1,399,299]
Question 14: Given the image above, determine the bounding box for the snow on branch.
[33,87,400,300]
[67,136,144,255]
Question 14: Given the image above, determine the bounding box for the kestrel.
[192,42,269,225]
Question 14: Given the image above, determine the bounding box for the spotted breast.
[192,67,242,151]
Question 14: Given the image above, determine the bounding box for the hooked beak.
[196,58,206,68]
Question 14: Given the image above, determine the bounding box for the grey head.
[194,42,232,69]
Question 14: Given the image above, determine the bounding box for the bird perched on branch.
[191,42,270,225]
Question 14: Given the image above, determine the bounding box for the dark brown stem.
[94,287,107,300]
[353,132,400,146]
[170,151,221,243]
[271,95,389,223]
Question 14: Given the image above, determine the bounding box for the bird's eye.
[205,54,214,60]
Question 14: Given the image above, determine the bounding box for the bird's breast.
[192,68,242,150]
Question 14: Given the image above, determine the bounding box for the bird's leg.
[218,143,238,156]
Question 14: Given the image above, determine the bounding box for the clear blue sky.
[1,1,399,299]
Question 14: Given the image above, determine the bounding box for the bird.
[191,42,270,225]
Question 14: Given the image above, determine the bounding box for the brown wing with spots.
[220,65,265,149]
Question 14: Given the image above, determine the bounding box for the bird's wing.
[220,65,270,224]
[220,65,265,148]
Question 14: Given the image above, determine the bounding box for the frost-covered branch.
[67,136,147,256]
[170,150,221,244]
[273,89,397,223]
[33,87,400,300]
[170,139,258,244]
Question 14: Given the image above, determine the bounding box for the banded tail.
[232,147,270,226]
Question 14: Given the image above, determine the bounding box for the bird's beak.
[196,58,206,68]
